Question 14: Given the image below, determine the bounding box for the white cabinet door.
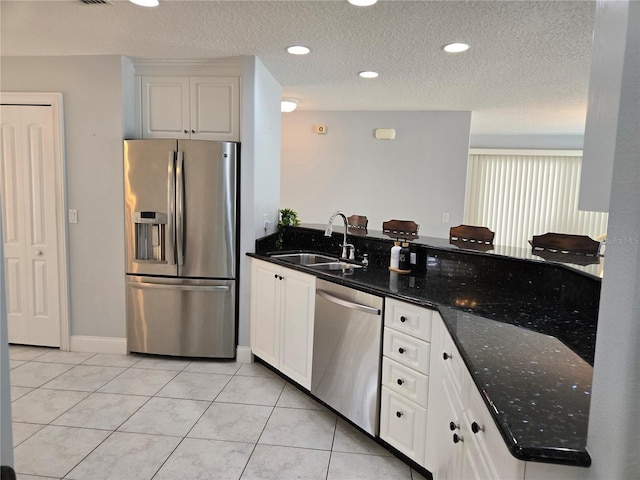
[141,76,190,139]
[279,268,315,389]
[250,259,315,389]
[433,366,465,480]
[250,260,280,367]
[380,386,427,464]
[141,75,240,141]
[190,76,240,141]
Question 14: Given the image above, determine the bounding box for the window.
[464,150,609,248]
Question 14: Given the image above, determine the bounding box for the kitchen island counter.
[249,226,599,467]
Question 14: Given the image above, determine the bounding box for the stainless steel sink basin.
[270,252,339,265]
[270,252,363,270]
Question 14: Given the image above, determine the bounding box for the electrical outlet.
[442,212,449,223]
[263,214,271,231]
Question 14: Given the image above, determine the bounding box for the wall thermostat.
[374,128,396,140]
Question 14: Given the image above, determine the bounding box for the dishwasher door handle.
[316,289,381,315]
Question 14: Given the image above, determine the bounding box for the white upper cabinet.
[141,75,240,141]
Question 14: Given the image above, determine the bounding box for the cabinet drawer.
[380,386,427,464]
[385,299,433,341]
[382,357,429,408]
[383,327,431,374]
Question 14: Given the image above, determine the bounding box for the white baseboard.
[70,335,127,355]
[236,345,254,363]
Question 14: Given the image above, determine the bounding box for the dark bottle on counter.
[399,242,411,271]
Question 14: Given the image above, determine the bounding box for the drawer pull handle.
[398,347,405,354]
[453,433,463,444]
[472,421,485,434]
[449,421,459,431]
[443,352,451,360]
[400,315,407,323]
[397,378,404,386]
[396,411,403,418]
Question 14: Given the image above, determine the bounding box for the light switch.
[69,209,78,224]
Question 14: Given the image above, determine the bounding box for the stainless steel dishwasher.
[311,279,384,436]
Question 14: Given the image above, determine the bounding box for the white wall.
[470,134,583,150]
[239,56,281,348]
[586,1,640,477]
[1,55,128,340]
[281,111,471,237]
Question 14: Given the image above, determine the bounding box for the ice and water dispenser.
[134,211,167,262]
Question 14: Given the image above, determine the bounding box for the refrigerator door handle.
[167,151,176,265]
[129,282,230,292]
[176,150,185,266]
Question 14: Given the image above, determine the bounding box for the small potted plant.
[276,208,300,249]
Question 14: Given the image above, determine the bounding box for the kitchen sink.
[308,261,363,270]
[270,252,363,270]
[270,252,339,265]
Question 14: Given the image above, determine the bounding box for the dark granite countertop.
[248,235,596,468]
[298,223,605,280]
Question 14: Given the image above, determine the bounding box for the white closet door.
[1,105,60,346]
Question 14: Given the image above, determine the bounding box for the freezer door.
[124,139,178,276]
[177,140,237,278]
[126,275,236,358]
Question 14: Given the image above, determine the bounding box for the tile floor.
[8,345,428,480]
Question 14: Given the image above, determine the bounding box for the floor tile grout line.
[235,368,285,480]
[326,415,339,479]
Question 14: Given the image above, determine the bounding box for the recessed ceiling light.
[359,71,379,79]
[287,45,311,55]
[443,43,470,53]
[348,0,378,6]
[129,0,159,7]
[281,98,300,113]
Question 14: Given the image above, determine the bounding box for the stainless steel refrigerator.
[124,139,237,358]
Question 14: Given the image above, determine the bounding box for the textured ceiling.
[0,0,596,136]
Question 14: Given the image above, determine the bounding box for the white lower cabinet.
[425,312,585,480]
[426,312,523,480]
[380,299,433,464]
[249,259,315,389]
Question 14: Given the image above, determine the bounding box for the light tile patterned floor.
[8,345,429,480]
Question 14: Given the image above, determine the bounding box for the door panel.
[178,140,236,278]
[124,139,178,276]
[141,76,190,139]
[190,77,240,141]
[1,105,60,346]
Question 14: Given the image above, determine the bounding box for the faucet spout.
[325,211,354,259]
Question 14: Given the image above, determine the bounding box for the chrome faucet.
[325,211,355,260]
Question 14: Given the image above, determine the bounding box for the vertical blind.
[464,152,609,248]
